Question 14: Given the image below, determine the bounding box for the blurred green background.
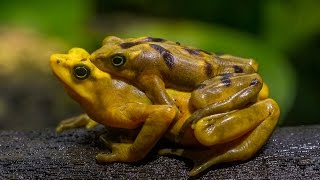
[0,0,319,130]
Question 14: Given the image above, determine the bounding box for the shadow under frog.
[51,48,279,176]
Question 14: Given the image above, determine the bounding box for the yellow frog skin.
[90,36,266,140]
[51,48,280,176]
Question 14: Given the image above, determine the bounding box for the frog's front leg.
[138,73,180,116]
[56,113,98,133]
[177,73,263,141]
[138,73,175,105]
[160,98,280,176]
[96,103,176,162]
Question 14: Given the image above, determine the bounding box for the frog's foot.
[163,99,279,176]
[56,113,98,133]
[96,143,142,162]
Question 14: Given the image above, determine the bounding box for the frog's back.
[92,36,259,91]
[147,42,259,90]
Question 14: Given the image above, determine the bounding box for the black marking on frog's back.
[221,74,232,86]
[205,62,213,78]
[144,37,166,42]
[149,44,175,69]
[233,65,243,73]
[163,52,175,69]
[183,48,201,56]
[120,42,141,49]
[183,47,212,56]
[120,37,165,49]
[150,44,166,54]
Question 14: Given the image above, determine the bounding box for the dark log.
[1,126,319,179]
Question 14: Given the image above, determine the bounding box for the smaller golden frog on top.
[51,48,279,176]
[90,36,268,140]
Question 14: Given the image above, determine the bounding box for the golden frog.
[51,48,279,176]
[90,36,272,140]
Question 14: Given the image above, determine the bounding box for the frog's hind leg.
[193,98,278,146]
[177,73,263,142]
[160,98,279,176]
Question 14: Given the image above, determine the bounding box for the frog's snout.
[50,54,62,65]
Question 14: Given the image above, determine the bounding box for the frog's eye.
[73,65,90,80]
[111,55,126,67]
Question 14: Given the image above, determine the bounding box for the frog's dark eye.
[73,65,90,80]
[111,55,126,67]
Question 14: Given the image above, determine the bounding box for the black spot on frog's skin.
[56,60,60,64]
[250,78,260,86]
[120,42,141,49]
[120,37,166,49]
[176,42,181,45]
[150,44,166,54]
[221,75,231,87]
[150,44,175,69]
[163,52,175,69]
[183,48,201,56]
[144,37,166,42]
[233,65,243,73]
[196,83,206,90]
[205,62,213,78]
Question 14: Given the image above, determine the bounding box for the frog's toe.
[96,144,140,162]
[55,114,93,133]
[55,120,78,133]
[96,153,118,163]
[55,125,65,133]
[85,119,98,129]
[189,165,207,177]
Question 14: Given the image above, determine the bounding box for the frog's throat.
[63,82,94,111]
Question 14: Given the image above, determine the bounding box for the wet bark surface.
[0,125,319,179]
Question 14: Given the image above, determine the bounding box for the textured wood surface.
[1,125,319,179]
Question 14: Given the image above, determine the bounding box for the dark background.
[0,0,319,130]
